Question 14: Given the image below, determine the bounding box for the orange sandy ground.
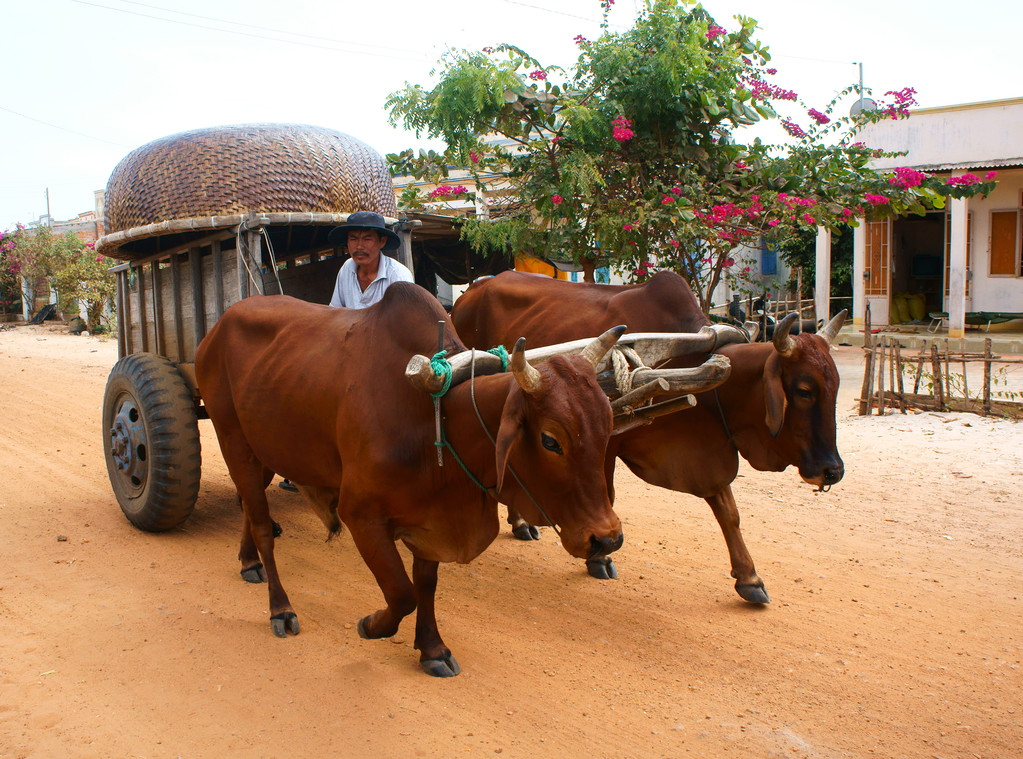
[1,324,1021,758]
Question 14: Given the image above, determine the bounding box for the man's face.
[347,229,386,269]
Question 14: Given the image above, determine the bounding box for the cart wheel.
[103,353,201,531]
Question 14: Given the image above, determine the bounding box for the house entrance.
[890,212,945,321]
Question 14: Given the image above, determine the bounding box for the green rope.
[434,425,491,493]
[429,350,452,398]
[487,344,510,371]
[430,345,508,399]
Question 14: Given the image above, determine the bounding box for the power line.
[0,105,131,147]
[111,0,434,58]
[69,0,433,63]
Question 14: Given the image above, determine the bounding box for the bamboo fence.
[859,331,1023,419]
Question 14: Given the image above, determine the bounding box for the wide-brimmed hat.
[327,211,401,251]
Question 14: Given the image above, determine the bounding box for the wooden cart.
[98,124,408,531]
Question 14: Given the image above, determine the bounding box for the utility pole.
[45,187,52,227]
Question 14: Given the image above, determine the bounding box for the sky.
[2,0,1020,230]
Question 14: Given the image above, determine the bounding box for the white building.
[822,97,1023,337]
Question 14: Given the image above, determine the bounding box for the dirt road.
[1,324,1020,758]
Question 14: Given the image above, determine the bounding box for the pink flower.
[668,239,679,248]
[807,108,830,125]
[470,150,480,164]
[96,256,102,262]
[612,115,634,142]
[864,193,889,206]
[985,171,998,181]
[945,174,981,186]
[734,160,747,170]
[723,258,735,266]
[882,87,917,119]
[552,194,563,205]
[622,223,634,231]
[705,24,726,40]
[662,195,675,205]
[766,68,777,75]
[528,69,548,81]
[781,118,806,138]
[841,208,853,218]
[768,220,780,227]
[888,166,927,188]
[573,34,588,45]
[671,186,682,196]
[802,213,816,225]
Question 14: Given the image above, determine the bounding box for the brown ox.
[451,270,846,603]
[194,284,624,677]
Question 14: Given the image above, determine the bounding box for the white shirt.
[329,254,415,309]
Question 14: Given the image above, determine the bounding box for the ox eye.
[795,386,814,400]
[541,433,564,455]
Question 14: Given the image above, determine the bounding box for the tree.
[386,0,995,312]
[2,224,115,331]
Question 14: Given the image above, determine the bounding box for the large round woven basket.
[97,123,398,260]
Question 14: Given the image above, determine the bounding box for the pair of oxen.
[194,270,846,677]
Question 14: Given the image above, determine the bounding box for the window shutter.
[990,210,1019,276]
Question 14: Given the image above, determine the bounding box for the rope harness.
[428,346,561,538]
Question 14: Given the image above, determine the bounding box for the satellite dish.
[850,97,877,117]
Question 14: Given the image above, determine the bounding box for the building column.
[852,219,866,325]
[814,226,831,325]
[947,195,968,339]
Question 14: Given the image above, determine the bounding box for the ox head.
[492,329,625,561]
[748,311,847,489]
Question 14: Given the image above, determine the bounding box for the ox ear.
[763,351,787,438]
[494,390,527,495]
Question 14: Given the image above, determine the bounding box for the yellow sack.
[907,293,927,322]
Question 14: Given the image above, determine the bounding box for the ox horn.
[510,337,543,395]
[816,309,848,346]
[772,313,800,357]
[580,325,628,369]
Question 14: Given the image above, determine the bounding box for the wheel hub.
[109,394,148,494]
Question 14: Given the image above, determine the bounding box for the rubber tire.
[103,353,201,532]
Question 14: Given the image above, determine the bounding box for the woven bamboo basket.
[97,123,398,260]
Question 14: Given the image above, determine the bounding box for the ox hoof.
[586,557,617,580]
[420,654,461,678]
[270,612,300,637]
[735,582,770,604]
[241,563,267,583]
[512,523,540,541]
[271,519,283,538]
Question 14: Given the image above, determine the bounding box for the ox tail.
[294,484,345,542]
[325,515,344,542]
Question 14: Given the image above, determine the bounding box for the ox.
[194,284,624,677]
[451,270,846,603]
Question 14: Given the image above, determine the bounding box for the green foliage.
[777,225,854,304]
[386,0,996,312]
[2,224,115,330]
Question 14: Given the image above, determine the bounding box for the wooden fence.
[859,335,1023,418]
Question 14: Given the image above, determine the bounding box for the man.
[327,210,414,309]
[279,211,414,493]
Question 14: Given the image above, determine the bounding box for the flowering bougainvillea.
[807,108,830,125]
[611,115,634,142]
[781,118,806,138]
[385,1,998,310]
[705,24,725,40]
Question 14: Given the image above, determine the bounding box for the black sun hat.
[327,211,401,251]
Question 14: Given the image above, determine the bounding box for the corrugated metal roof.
[910,158,1023,172]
